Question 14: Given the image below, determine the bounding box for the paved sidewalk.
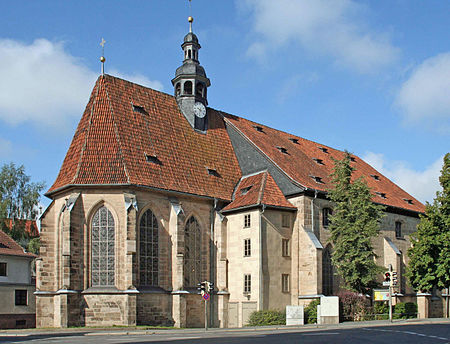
[0,317,449,338]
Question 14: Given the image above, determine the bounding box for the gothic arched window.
[184,81,193,95]
[184,216,202,287]
[139,209,159,286]
[322,245,333,295]
[91,206,115,286]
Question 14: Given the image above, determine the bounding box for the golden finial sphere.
[188,16,194,23]
[100,56,106,63]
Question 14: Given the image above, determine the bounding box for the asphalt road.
[1,324,449,344]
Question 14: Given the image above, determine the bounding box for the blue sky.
[0,0,448,209]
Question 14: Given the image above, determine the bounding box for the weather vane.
[100,38,106,76]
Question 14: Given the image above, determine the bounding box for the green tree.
[328,152,385,294]
[0,162,45,247]
[407,153,450,293]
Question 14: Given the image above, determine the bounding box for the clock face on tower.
[193,102,206,118]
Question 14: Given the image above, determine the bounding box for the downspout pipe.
[259,204,266,310]
[210,198,217,327]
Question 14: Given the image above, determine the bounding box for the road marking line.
[303,332,339,336]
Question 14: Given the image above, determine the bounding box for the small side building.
[0,229,37,329]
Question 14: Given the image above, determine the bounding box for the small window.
[376,192,387,199]
[145,154,161,165]
[349,156,356,162]
[282,214,290,228]
[244,239,251,257]
[184,81,193,95]
[207,168,220,177]
[318,147,329,153]
[403,198,413,205]
[15,290,27,306]
[15,319,26,327]
[323,208,332,228]
[132,104,147,114]
[282,239,290,257]
[277,146,288,154]
[310,175,323,184]
[289,138,299,144]
[0,262,6,276]
[313,158,324,165]
[395,221,402,238]
[253,125,264,133]
[371,174,380,181]
[244,274,251,293]
[282,274,290,293]
[241,186,252,195]
[244,214,251,228]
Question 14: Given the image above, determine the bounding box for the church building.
[36,17,429,328]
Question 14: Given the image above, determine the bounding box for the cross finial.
[100,38,106,76]
[188,0,193,33]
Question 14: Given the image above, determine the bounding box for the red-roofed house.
[0,229,37,329]
[37,19,431,328]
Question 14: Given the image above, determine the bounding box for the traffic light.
[207,282,214,293]
[384,272,391,282]
[197,281,206,295]
[392,272,398,286]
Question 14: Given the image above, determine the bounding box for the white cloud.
[241,0,399,73]
[109,70,163,91]
[396,52,450,133]
[0,138,12,156]
[363,152,443,204]
[0,39,163,130]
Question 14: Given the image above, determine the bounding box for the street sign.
[374,289,390,301]
[202,293,210,301]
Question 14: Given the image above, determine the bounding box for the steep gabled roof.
[0,229,36,258]
[223,114,425,213]
[222,171,296,212]
[48,75,242,201]
[4,219,39,238]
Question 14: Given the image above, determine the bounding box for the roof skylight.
[253,125,264,133]
[313,158,324,165]
[371,174,380,181]
[241,185,253,195]
[403,198,413,205]
[310,175,324,184]
[277,146,288,154]
[318,147,329,153]
[375,192,387,199]
[207,168,221,177]
[145,154,161,165]
[132,104,147,114]
[289,138,299,144]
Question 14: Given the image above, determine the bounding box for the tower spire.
[172,6,211,132]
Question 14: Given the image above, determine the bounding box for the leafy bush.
[373,302,389,320]
[247,310,285,326]
[304,299,320,324]
[393,302,417,319]
[338,290,371,321]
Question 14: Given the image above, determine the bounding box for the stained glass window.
[184,216,202,287]
[91,206,115,286]
[139,209,159,286]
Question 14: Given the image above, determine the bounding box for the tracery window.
[139,209,159,286]
[184,216,202,287]
[322,244,333,296]
[91,206,115,286]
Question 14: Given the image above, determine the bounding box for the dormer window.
[375,192,386,199]
[310,175,323,184]
[277,146,288,154]
[145,154,161,165]
[253,125,264,133]
[241,186,252,195]
[371,174,380,181]
[207,168,220,177]
[318,147,329,153]
[289,138,299,144]
[403,198,413,205]
[132,104,147,114]
[313,158,324,165]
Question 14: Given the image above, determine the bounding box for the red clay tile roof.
[48,75,242,201]
[222,171,296,212]
[223,114,425,213]
[4,219,39,238]
[0,229,36,258]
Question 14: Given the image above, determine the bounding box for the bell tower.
[172,16,211,132]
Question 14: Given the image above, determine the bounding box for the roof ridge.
[72,77,102,183]
[103,77,131,183]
